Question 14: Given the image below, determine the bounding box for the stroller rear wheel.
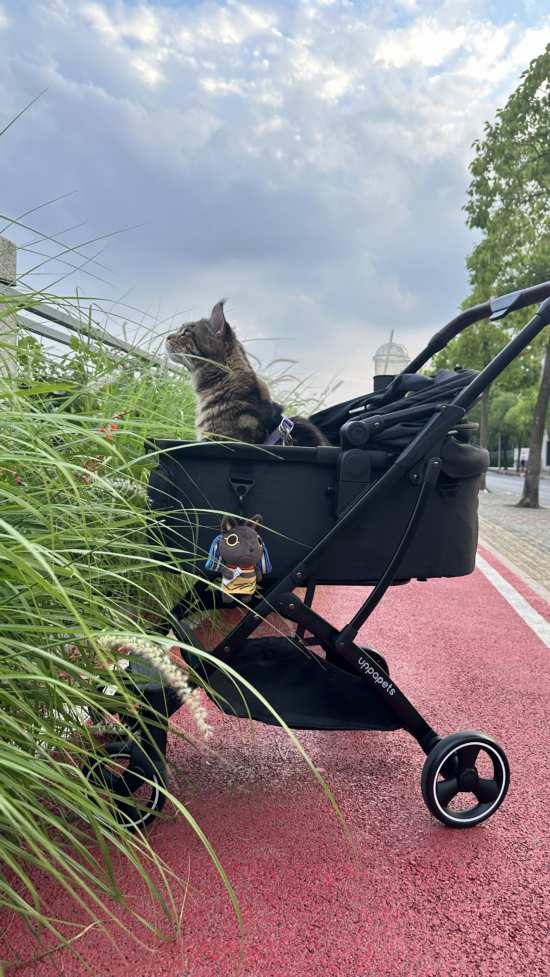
[83,741,167,830]
[421,731,509,828]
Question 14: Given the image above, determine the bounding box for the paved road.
[480,474,550,594]
[486,470,550,504]
[6,557,550,977]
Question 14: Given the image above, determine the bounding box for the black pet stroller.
[85,284,550,831]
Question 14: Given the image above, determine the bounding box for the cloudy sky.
[0,0,549,401]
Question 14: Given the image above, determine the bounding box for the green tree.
[488,386,537,467]
[465,43,550,507]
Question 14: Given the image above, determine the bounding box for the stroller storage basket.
[204,637,401,731]
[148,435,488,585]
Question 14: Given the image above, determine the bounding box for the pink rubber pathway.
[3,554,550,977]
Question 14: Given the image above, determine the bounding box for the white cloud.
[82,2,118,41]
[0,4,9,29]
[375,18,467,68]
[504,25,550,73]
[81,2,167,85]
[83,2,161,44]
[201,76,245,95]
[321,70,352,101]
[129,56,164,87]
[191,2,278,46]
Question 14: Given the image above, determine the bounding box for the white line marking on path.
[479,537,550,603]
[476,553,550,649]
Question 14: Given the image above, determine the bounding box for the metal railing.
[0,233,174,373]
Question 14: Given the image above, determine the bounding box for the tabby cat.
[165,301,328,446]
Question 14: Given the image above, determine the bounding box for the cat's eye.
[225,533,239,547]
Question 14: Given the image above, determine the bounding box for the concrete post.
[0,234,17,375]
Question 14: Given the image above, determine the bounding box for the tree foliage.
[466,43,550,293]
[440,44,550,503]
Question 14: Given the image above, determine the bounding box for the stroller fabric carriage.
[85,283,550,831]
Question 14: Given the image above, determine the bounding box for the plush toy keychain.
[205,514,272,604]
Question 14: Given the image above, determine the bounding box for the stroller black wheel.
[421,731,509,828]
[83,741,166,830]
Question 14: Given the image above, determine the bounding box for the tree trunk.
[479,387,490,490]
[517,337,550,508]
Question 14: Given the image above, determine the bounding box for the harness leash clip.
[278,415,295,445]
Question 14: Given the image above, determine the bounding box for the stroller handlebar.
[371,294,550,469]
[404,278,550,375]
[452,293,550,413]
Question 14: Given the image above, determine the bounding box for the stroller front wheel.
[421,731,510,828]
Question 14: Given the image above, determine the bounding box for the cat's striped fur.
[165,301,327,446]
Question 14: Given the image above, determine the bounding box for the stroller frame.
[88,285,550,831]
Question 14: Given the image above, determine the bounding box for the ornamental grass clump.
[0,308,237,958]
[0,289,336,970]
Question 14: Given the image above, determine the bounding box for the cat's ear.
[210,300,228,336]
[221,515,237,532]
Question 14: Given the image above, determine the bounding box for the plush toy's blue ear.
[257,543,272,575]
[205,534,223,572]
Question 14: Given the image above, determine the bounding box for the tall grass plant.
[0,287,337,971]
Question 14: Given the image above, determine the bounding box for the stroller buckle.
[229,464,256,512]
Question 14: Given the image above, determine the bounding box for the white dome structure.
[373,335,410,377]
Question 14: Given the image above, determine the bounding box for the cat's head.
[165,300,235,371]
